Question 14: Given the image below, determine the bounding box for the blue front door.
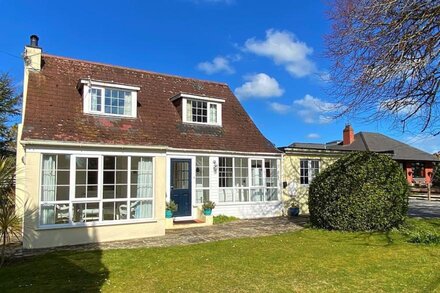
[170,159,192,217]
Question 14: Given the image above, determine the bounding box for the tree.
[0,74,21,155]
[0,156,19,267]
[326,0,440,134]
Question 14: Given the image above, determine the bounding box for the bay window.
[40,154,154,226]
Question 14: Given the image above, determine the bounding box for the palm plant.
[0,156,20,267]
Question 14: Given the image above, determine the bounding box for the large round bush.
[309,152,409,231]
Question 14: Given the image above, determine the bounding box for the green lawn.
[1,219,439,292]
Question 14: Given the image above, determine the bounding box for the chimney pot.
[343,124,354,145]
[29,35,39,47]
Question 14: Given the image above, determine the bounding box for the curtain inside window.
[41,155,56,224]
[209,104,217,123]
[124,92,132,116]
[135,158,153,218]
[186,100,193,121]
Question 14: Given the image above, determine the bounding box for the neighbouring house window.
[185,99,221,126]
[195,156,210,203]
[412,162,425,178]
[219,157,233,202]
[218,157,279,203]
[40,154,153,226]
[300,159,320,185]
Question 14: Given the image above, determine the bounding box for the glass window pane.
[56,186,69,201]
[104,156,115,170]
[57,171,70,185]
[130,200,152,219]
[73,202,99,223]
[58,155,70,170]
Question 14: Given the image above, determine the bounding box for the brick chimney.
[343,124,354,145]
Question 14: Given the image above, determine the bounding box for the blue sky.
[1,0,438,152]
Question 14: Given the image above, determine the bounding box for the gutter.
[21,140,281,156]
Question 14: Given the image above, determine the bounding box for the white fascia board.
[22,140,167,151]
[79,79,141,91]
[170,93,225,103]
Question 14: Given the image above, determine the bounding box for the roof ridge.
[359,132,370,151]
[42,53,229,87]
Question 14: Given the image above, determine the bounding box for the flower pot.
[288,207,300,217]
[165,210,173,218]
[203,208,212,216]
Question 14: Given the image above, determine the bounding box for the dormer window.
[171,93,223,126]
[80,79,140,118]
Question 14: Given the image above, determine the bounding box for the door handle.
[170,186,174,190]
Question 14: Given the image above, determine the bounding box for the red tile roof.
[22,54,279,154]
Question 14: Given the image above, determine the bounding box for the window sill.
[182,121,222,127]
[37,218,157,231]
[83,112,137,120]
[216,200,281,206]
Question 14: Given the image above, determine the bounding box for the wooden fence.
[410,186,440,201]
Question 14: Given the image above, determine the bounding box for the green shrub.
[213,215,239,224]
[407,231,440,244]
[309,152,409,231]
[400,218,440,245]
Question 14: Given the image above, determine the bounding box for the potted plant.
[284,197,300,217]
[165,200,178,218]
[202,200,216,216]
[288,205,300,217]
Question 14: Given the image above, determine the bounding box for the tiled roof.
[284,132,438,162]
[22,54,279,154]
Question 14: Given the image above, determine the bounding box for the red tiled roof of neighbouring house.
[22,54,280,154]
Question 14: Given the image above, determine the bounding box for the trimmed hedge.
[309,152,409,231]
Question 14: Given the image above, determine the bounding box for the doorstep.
[165,215,213,230]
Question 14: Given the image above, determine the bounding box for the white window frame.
[81,80,139,118]
[39,153,155,228]
[172,93,223,126]
[183,98,222,126]
[218,157,280,203]
[195,156,210,203]
[300,159,320,185]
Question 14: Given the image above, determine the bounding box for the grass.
[400,218,440,244]
[213,214,239,224]
[1,219,439,292]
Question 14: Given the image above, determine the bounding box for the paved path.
[12,217,305,258]
[409,199,440,218]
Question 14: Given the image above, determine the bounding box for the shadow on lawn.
[1,208,109,292]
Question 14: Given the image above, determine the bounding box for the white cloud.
[267,94,341,124]
[293,94,340,124]
[197,56,234,75]
[307,133,320,139]
[269,102,291,114]
[244,29,316,78]
[404,134,440,154]
[234,73,284,99]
